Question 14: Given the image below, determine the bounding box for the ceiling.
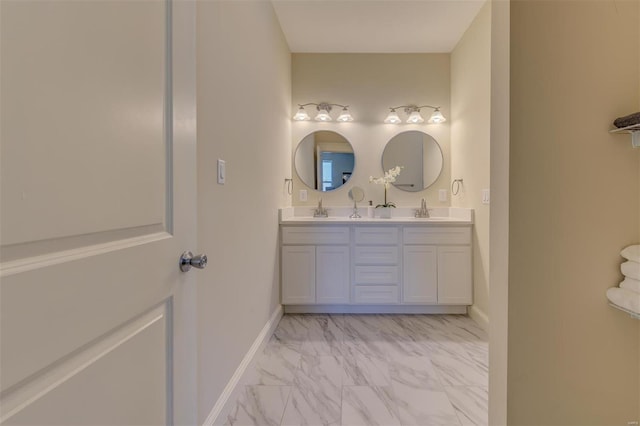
[271,0,486,53]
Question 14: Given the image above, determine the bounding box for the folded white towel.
[621,245,640,263]
[607,287,640,315]
[620,277,640,294]
[621,261,640,280]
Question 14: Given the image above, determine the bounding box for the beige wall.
[488,0,510,422]
[291,54,451,209]
[196,1,291,422]
[509,0,640,424]
[451,1,492,329]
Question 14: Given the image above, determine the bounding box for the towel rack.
[609,302,640,320]
[610,123,640,148]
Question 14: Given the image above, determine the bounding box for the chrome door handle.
[179,251,207,272]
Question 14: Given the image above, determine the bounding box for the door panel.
[0,1,197,424]
[282,246,315,304]
[0,0,166,246]
[437,246,473,305]
[316,246,349,304]
[403,246,438,303]
[3,305,168,425]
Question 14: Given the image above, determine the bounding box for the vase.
[377,207,392,219]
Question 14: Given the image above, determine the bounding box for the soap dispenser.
[367,200,374,218]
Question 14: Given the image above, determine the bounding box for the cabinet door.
[437,246,472,305]
[402,246,438,303]
[282,246,315,304]
[316,246,350,304]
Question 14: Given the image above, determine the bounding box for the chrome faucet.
[415,198,430,218]
[313,198,329,218]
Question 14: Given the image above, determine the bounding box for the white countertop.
[279,206,474,225]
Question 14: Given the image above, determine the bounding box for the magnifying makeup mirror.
[348,186,365,218]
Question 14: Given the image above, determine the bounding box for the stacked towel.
[613,112,640,128]
[620,277,640,293]
[621,261,640,280]
[607,244,640,315]
[607,287,640,314]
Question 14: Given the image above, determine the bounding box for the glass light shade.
[428,109,446,124]
[384,110,402,124]
[293,107,310,121]
[406,110,424,124]
[337,108,353,122]
[315,108,332,121]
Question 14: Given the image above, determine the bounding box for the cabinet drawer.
[354,246,398,265]
[282,226,349,245]
[355,266,399,284]
[354,286,399,304]
[403,227,471,245]
[355,227,398,245]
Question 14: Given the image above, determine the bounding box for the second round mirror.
[294,131,354,192]
[382,131,443,192]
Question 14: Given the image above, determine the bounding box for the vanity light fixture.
[384,105,446,124]
[293,103,353,122]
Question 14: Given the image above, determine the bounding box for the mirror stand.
[348,186,365,219]
[349,199,361,218]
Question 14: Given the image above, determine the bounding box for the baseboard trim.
[468,304,489,331]
[202,304,283,426]
[284,304,467,314]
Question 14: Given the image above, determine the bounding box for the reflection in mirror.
[382,131,443,192]
[294,131,355,192]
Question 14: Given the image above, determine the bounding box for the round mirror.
[348,186,365,202]
[294,130,355,192]
[382,131,443,192]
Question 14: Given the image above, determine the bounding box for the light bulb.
[293,107,310,121]
[406,110,424,124]
[384,109,401,124]
[337,108,353,122]
[428,109,446,124]
[315,108,332,121]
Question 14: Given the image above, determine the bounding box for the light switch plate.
[439,189,447,202]
[217,159,225,184]
[299,189,307,201]
[482,189,490,204]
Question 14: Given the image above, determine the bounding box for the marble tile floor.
[223,314,488,426]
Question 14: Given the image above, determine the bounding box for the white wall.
[196,1,291,422]
[291,54,451,210]
[451,1,491,328]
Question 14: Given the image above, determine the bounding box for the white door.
[437,246,473,305]
[281,246,316,304]
[403,246,438,303]
[316,246,350,304]
[0,1,198,425]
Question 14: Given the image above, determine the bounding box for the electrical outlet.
[439,189,448,202]
[299,189,307,201]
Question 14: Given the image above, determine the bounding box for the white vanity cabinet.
[353,227,400,304]
[280,219,473,313]
[281,227,350,304]
[403,227,472,305]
